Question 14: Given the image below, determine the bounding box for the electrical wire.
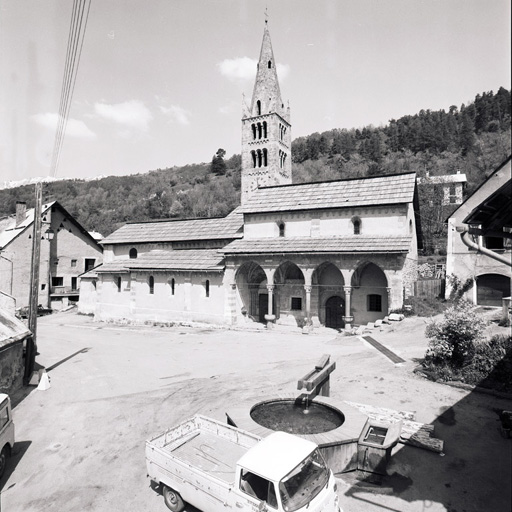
[50,0,92,178]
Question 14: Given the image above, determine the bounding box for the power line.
[50,0,92,178]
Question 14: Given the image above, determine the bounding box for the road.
[1,310,511,512]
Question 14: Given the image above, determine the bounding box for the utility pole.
[24,182,43,383]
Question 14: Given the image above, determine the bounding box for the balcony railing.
[50,286,80,296]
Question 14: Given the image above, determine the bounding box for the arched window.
[268,60,272,69]
[257,149,262,168]
[263,148,268,167]
[205,279,210,298]
[352,216,361,235]
[251,150,256,168]
[263,121,267,138]
[409,219,413,234]
[170,278,175,296]
[149,276,154,294]
[278,222,285,237]
[257,122,262,139]
[256,100,261,115]
[129,248,137,259]
[252,124,257,140]
[116,276,122,293]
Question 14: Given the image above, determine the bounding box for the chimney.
[15,201,27,227]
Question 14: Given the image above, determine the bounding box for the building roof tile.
[96,249,224,273]
[222,235,412,254]
[241,173,416,213]
[101,208,243,245]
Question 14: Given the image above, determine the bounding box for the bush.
[424,300,486,367]
[404,296,448,317]
[447,274,473,302]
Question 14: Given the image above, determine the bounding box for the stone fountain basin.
[226,396,368,474]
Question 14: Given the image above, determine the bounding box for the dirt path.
[1,311,511,512]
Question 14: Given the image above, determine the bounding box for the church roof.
[222,235,412,254]
[241,173,417,214]
[101,208,243,245]
[96,249,225,272]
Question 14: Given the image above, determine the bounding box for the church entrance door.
[325,296,345,329]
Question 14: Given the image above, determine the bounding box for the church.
[79,22,421,330]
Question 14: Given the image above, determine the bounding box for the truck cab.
[235,432,340,512]
[0,394,15,479]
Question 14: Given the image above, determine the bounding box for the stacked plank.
[345,401,444,453]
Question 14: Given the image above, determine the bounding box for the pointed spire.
[250,22,287,120]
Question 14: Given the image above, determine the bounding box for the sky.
[0,0,510,184]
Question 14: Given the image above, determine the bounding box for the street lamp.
[45,228,55,241]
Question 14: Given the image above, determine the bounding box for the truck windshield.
[279,449,329,512]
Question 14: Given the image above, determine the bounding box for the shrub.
[424,300,486,367]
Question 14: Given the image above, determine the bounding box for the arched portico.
[351,262,389,324]
[235,261,268,322]
[313,262,346,328]
[274,261,305,326]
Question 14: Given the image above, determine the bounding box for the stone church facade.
[80,22,421,329]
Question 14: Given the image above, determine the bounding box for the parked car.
[16,304,52,319]
[0,394,15,479]
[146,414,341,512]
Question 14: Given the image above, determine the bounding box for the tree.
[210,148,227,176]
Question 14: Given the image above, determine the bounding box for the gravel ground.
[1,310,511,512]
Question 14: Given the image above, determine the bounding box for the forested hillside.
[0,88,510,252]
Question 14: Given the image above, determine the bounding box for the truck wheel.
[0,445,10,479]
[162,485,185,512]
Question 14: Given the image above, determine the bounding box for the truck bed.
[171,430,248,483]
[147,415,261,485]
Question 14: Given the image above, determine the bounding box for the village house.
[0,201,103,312]
[81,22,422,329]
[445,156,511,306]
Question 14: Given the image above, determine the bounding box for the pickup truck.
[146,415,341,512]
[0,393,15,479]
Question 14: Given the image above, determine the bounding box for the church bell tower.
[241,21,292,205]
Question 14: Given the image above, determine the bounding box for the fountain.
[226,355,370,473]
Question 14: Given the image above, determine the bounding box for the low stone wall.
[0,342,24,394]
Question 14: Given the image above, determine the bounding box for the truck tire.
[0,445,10,479]
[162,485,185,512]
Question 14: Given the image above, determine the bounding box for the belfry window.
[170,278,175,296]
[258,122,262,139]
[149,276,155,294]
[129,248,138,259]
[256,100,261,115]
[263,148,268,167]
[251,150,257,168]
[205,280,210,298]
[278,222,285,237]
[263,121,267,138]
[116,277,122,293]
[268,60,272,68]
[252,124,257,140]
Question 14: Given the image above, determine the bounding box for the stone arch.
[476,273,510,306]
[235,261,267,322]
[274,261,305,326]
[351,262,388,324]
[313,261,345,326]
